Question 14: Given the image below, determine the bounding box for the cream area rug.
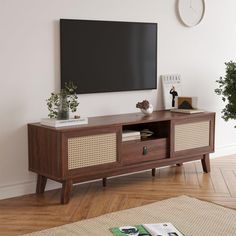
[24,195,236,236]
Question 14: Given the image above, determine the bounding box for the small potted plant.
[136,100,153,115]
[215,61,236,127]
[46,81,79,120]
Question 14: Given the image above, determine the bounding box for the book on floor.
[110,223,184,236]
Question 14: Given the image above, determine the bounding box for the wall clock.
[178,0,205,27]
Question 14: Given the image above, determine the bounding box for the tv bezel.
[60,19,158,94]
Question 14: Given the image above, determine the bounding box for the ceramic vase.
[141,104,153,115]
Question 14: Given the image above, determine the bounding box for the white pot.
[141,104,153,115]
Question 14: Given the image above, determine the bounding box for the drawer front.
[68,133,117,170]
[174,121,210,152]
[122,138,167,165]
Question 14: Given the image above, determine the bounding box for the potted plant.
[136,100,153,115]
[215,61,236,127]
[46,81,79,119]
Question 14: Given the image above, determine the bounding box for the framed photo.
[161,74,182,110]
[177,96,198,109]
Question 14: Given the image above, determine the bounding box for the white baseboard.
[210,143,236,158]
[0,181,35,200]
[0,179,61,200]
[1,144,236,200]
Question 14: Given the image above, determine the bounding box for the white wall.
[1,0,236,199]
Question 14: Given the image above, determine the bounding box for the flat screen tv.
[60,19,157,94]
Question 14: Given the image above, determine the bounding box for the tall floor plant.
[215,61,236,127]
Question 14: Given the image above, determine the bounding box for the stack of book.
[170,108,204,114]
[41,117,88,127]
[122,130,141,142]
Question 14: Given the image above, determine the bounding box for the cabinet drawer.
[122,138,167,164]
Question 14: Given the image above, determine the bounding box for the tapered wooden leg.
[61,180,72,204]
[102,178,107,187]
[201,154,211,173]
[152,168,156,177]
[36,175,47,194]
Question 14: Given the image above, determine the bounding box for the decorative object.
[178,0,205,27]
[178,100,192,109]
[170,97,204,113]
[161,74,182,109]
[136,100,153,115]
[177,96,198,109]
[215,61,236,127]
[140,129,154,138]
[23,196,236,236]
[46,81,79,120]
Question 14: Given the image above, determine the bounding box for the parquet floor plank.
[210,167,231,194]
[195,162,214,190]
[221,169,236,197]
[0,155,235,235]
[183,162,199,186]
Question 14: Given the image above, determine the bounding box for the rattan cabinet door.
[61,126,122,176]
[68,133,117,170]
[175,121,210,151]
[172,115,215,158]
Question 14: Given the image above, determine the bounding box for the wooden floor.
[1,155,236,236]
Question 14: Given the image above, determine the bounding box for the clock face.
[178,0,205,27]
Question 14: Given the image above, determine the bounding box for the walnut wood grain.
[201,154,211,173]
[61,180,72,204]
[102,178,107,187]
[31,111,215,131]
[28,111,215,203]
[36,175,47,194]
[121,138,168,165]
[28,125,62,180]
[152,168,156,176]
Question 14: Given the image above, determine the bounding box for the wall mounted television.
[60,19,157,94]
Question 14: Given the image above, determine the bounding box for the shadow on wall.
[157,76,164,110]
[174,0,187,27]
[53,20,60,92]
[0,124,32,186]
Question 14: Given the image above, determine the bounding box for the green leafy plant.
[46,81,79,119]
[215,61,236,126]
[136,100,150,110]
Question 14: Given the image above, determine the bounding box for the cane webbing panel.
[174,121,210,152]
[68,133,117,170]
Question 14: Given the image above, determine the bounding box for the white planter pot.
[141,104,153,115]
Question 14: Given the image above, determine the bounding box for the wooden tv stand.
[28,111,215,204]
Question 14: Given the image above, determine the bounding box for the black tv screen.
[60,19,157,94]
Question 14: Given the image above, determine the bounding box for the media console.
[28,111,215,204]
